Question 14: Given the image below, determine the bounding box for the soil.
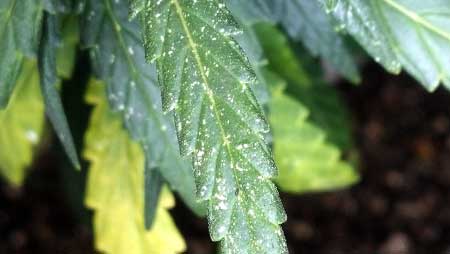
[3,63,450,254]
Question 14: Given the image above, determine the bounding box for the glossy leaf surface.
[38,13,80,169]
[132,1,287,252]
[322,0,450,90]
[81,0,203,216]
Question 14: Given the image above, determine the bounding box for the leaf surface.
[83,79,185,254]
[56,16,79,79]
[38,13,80,169]
[81,0,204,217]
[227,0,359,82]
[133,1,287,252]
[256,24,353,149]
[226,0,279,24]
[322,0,450,90]
[254,23,358,193]
[269,75,358,193]
[277,0,359,82]
[0,61,45,185]
[0,0,43,107]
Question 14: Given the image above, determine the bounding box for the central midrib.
[171,0,241,218]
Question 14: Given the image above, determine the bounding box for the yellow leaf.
[0,61,45,185]
[270,85,359,193]
[83,79,186,254]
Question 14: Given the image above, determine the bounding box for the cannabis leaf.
[226,0,279,24]
[256,24,353,149]
[83,79,185,254]
[43,0,78,14]
[230,13,270,106]
[268,74,358,193]
[55,16,78,79]
[228,0,359,82]
[0,0,43,108]
[277,0,359,82]
[0,61,45,185]
[321,0,450,91]
[38,13,80,169]
[253,23,358,193]
[81,0,204,219]
[132,0,287,252]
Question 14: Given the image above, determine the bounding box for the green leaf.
[0,0,43,108]
[83,79,186,254]
[81,0,204,217]
[144,167,163,229]
[38,13,80,169]
[254,23,358,193]
[43,0,72,13]
[0,61,45,186]
[278,0,360,83]
[231,16,270,106]
[56,16,79,79]
[321,0,450,91]
[256,24,353,149]
[227,0,360,83]
[268,74,359,193]
[133,1,287,252]
[226,0,279,24]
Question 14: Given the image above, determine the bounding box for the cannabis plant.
[1,0,448,253]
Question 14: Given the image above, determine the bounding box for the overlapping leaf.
[132,1,287,252]
[81,0,203,217]
[0,61,45,185]
[83,79,185,254]
[55,16,79,79]
[226,0,279,24]
[43,0,78,14]
[268,74,358,193]
[254,24,358,193]
[277,0,359,82]
[0,0,43,108]
[227,0,359,82]
[256,24,353,149]
[230,12,270,106]
[38,13,80,169]
[321,0,450,91]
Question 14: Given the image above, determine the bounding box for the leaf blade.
[134,1,287,252]
[256,24,359,193]
[81,0,204,216]
[0,0,43,108]
[227,0,360,82]
[83,79,186,254]
[322,0,450,90]
[279,0,360,82]
[270,80,359,193]
[0,61,45,185]
[38,13,80,169]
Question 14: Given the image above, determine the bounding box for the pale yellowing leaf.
[83,79,185,254]
[0,61,45,185]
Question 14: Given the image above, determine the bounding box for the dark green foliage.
[2,0,449,253]
[132,1,287,252]
[80,0,204,217]
[38,13,80,169]
[321,0,450,90]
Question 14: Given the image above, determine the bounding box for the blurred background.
[2,54,450,254]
